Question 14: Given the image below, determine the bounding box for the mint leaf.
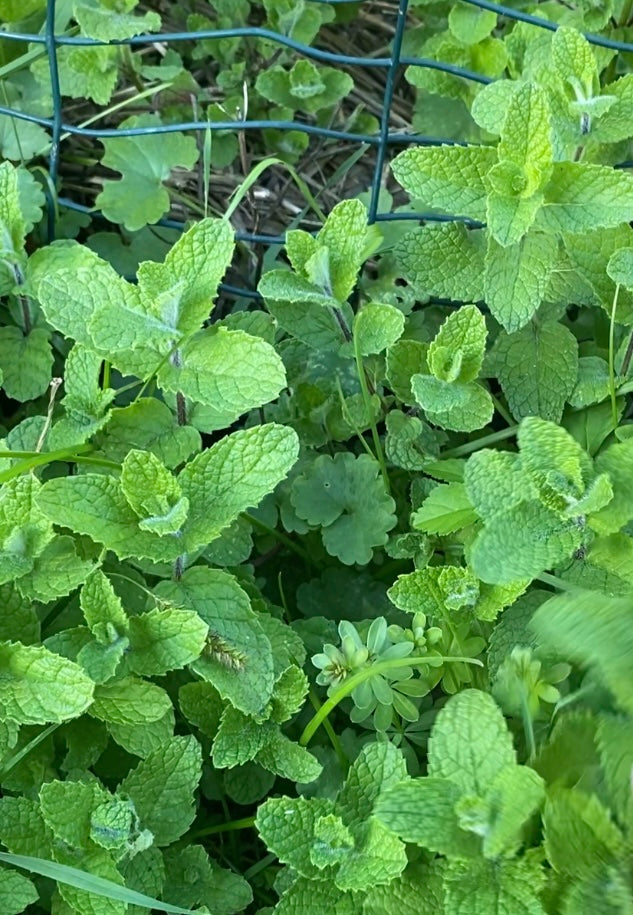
[0,327,52,403]
[428,305,487,383]
[443,856,546,915]
[0,641,94,725]
[119,735,202,846]
[0,867,38,914]
[157,567,276,717]
[179,423,299,552]
[392,146,497,220]
[490,320,578,421]
[537,164,633,234]
[73,0,161,40]
[127,607,208,677]
[411,482,478,535]
[532,592,633,714]
[353,303,404,356]
[396,223,485,303]
[412,374,494,432]
[90,677,172,726]
[428,690,515,795]
[484,234,556,332]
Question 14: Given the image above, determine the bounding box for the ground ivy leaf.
[396,223,486,303]
[353,303,404,356]
[411,481,477,534]
[375,777,481,858]
[179,423,299,552]
[0,640,94,725]
[96,115,199,231]
[536,163,633,234]
[391,146,497,220]
[118,735,202,847]
[484,233,556,332]
[0,866,39,914]
[89,677,172,726]
[157,566,275,717]
[470,501,583,584]
[158,327,287,426]
[290,453,397,565]
[126,607,208,677]
[0,326,52,402]
[490,320,578,421]
[428,690,516,796]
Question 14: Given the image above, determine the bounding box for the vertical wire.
[367,0,409,224]
[45,0,62,241]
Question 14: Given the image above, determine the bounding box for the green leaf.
[96,116,199,231]
[448,1,496,45]
[552,26,597,97]
[536,163,633,234]
[385,339,429,404]
[73,0,161,40]
[290,453,397,565]
[256,59,353,113]
[411,482,478,534]
[256,795,335,879]
[543,787,623,879]
[316,199,373,302]
[597,715,633,822]
[158,327,287,427]
[490,320,578,421]
[375,777,481,857]
[391,146,497,220]
[443,856,546,915]
[119,736,202,846]
[157,567,276,717]
[396,223,486,303]
[179,423,299,552]
[0,327,52,402]
[0,851,201,915]
[127,607,208,677]
[471,501,582,584]
[428,690,516,795]
[428,304,487,383]
[0,640,94,725]
[120,449,187,535]
[412,374,494,432]
[464,450,534,521]
[0,160,26,255]
[136,217,234,336]
[388,565,480,621]
[484,234,556,332]
[593,438,633,534]
[532,592,633,714]
[162,844,253,915]
[479,764,545,858]
[353,303,405,356]
[39,779,106,850]
[0,866,38,914]
[80,571,128,644]
[100,398,200,469]
[90,676,172,726]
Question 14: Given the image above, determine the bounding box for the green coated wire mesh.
[2,0,633,299]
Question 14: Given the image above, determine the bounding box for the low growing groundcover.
[2,1,633,914]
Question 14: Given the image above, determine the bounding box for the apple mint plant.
[1,8,633,915]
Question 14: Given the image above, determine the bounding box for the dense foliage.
[1,1,633,914]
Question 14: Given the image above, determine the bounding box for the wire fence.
[3,0,633,300]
